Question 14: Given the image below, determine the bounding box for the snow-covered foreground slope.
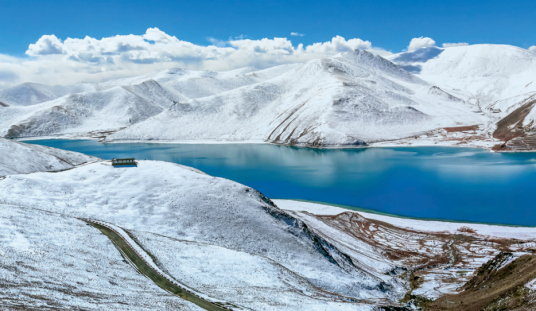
[2,159,535,308]
[0,138,98,175]
[0,204,203,310]
[275,200,536,300]
[131,230,374,310]
[106,49,486,145]
[0,160,405,307]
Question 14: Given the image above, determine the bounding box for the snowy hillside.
[1,45,534,149]
[390,44,536,104]
[0,83,173,138]
[0,204,203,310]
[0,82,96,106]
[0,65,297,139]
[389,44,536,150]
[106,49,485,145]
[0,160,410,306]
[0,138,98,175]
[2,161,535,309]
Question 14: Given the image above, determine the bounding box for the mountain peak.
[337,49,425,84]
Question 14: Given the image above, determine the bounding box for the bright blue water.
[24,139,536,226]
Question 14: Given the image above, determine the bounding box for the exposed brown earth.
[492,97,536,151]
[288,210,536,309]
[493,99,536,141]
[501,133,536,151]
[426,253,536,310]
[311,212,525,270]
[443,125,480,133]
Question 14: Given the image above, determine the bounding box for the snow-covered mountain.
[105,49,488,145]
[0,82,97,106]
[0,66,294,139]
[388,44,536,150]
[1,44,535,149]
[0,138,98,175]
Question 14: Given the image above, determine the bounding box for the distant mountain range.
[1,44,535,150]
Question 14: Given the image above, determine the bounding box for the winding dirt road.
[81,218,236,311]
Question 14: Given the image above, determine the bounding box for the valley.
[1,43,536,310]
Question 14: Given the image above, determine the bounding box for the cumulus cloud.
[529,46,536,53]
[408,37,436,51]
[0,28,391,88]
[26,35,65,55]
[290,32,305,36]
[442,42,469,48]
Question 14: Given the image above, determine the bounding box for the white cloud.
[408,37,436,51]
[290,32,305,37]
[442,42,469,48]
[26,35,65,55]
[529,46,536,53]
[0,28,391,88]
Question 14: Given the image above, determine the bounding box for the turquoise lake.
[24,139,536,226]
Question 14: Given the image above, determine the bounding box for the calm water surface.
[24,139,536,226]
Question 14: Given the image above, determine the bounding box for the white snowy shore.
[275,200,536,241]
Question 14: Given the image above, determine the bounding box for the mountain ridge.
[0,44,534,150]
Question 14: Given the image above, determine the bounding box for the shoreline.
[279,199,535,228]
[19,135,536,153]
[16,135,518,153]
[275,199,536,239]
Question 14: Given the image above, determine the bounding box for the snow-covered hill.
[2,160,535,309]
[0,66,296,139]
[0,82,97,106]
[0,160,403,309]
[0,204,203,310]
[1,44,535,149]
[5,161,412,300]
[390,44,536,104]
[0,138,98,175]
[389,44,536,150]
[0,83,175,138]
[105,49,485,145]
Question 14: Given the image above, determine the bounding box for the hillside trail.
[81,218,240,311]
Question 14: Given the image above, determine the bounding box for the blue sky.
[0,0,534,87]
[1,0,535,56]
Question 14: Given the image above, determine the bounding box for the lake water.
[24,139,536,226]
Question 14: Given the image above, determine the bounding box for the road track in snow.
[80,218,236,311]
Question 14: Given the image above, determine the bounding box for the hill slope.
[0,138,98,175]
[389,44,536,149]
[1,45,534,149]
[106,49,485,145]
[0,160,409,304]
[0,82,97,106]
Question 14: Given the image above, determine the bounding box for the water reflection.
[23,140,536,226]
